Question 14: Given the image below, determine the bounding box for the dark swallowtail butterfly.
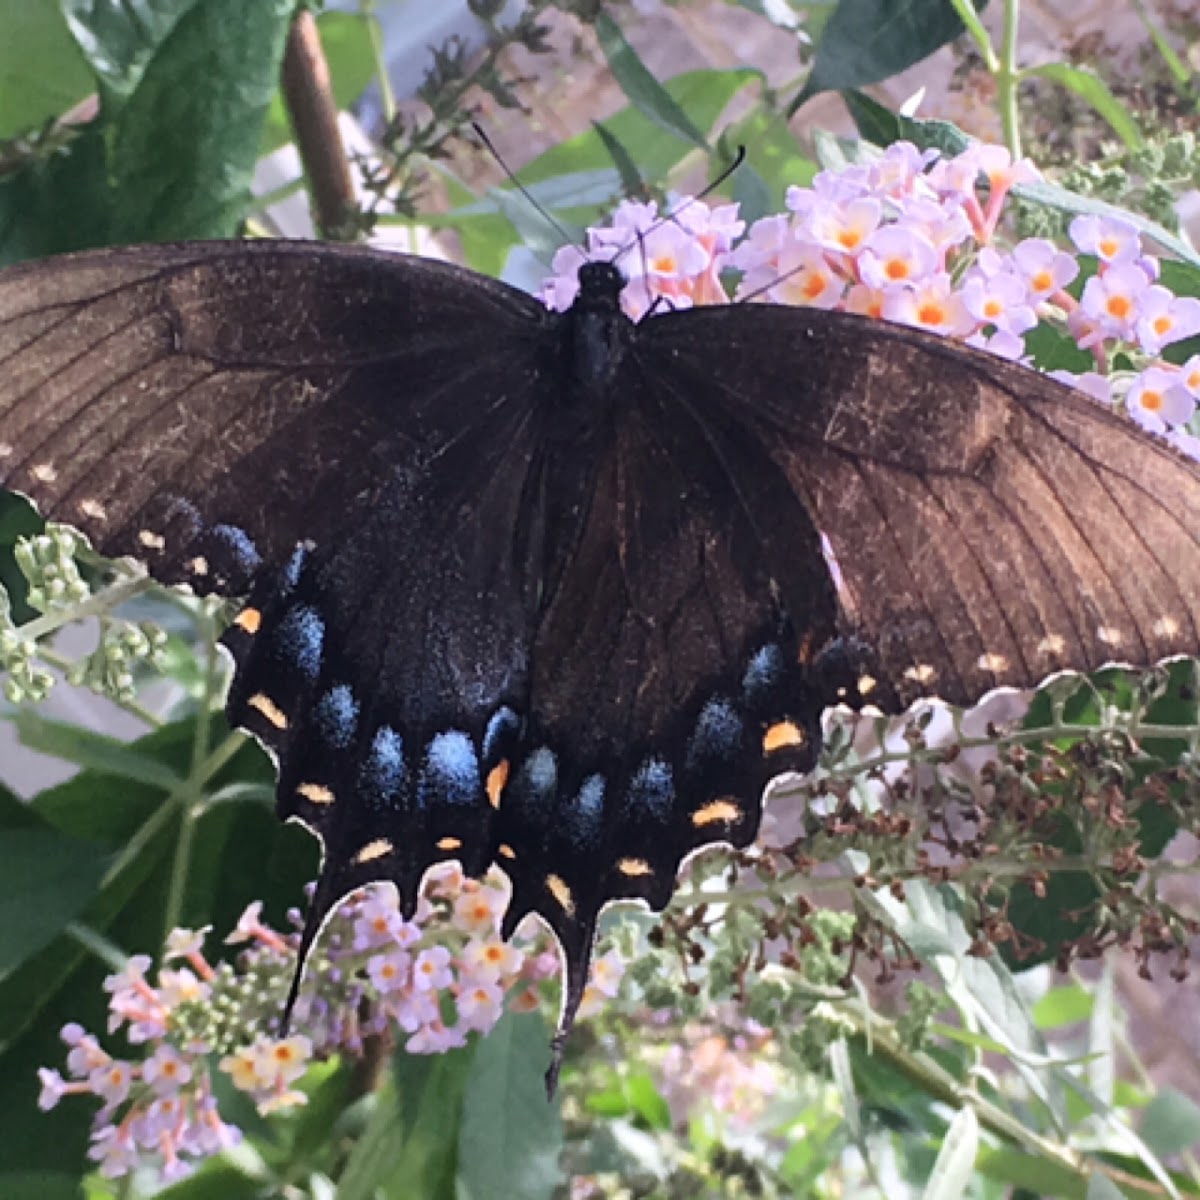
[3,240,1200,1084]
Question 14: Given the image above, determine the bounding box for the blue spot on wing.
[281,543,311,591]
[361,726,406,811]
[687,698,744,770]
[315,685,359,749]
[210,524,261,574]
[483,707,520,762]
[625,759,673,822]
[743,644,785,700]
[421,731,480,806]
[563,775,605,849]
[276,606,324,679]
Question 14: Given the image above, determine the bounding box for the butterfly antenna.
[472,122,575,248]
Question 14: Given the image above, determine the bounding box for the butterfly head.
[574,260,626,310]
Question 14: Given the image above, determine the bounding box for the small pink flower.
[858,225,939,290]
[456,981,505,1033]
[960,268,1036,335]
[88,1059,134,1109]
[1179,354,1200,397]
[1049,370,1114,404]
[1011,238,1079,300]
[895,195,972,254]
[881,274,973,337]
[1126,366,1196,432]
[1070,214,1141,264]
[143,1046,194,1095]
[772,241,844,309]
[459,937,524,981]
[37,1067,70,1111]
[366,948,412,994]
[808,195,881,256]
[406,1018,467,1055]
[1135,286,1200,353]
[1079,262,1153,339]
[412,945,454,992]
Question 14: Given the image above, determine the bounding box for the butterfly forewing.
[0,242,552,588]
[640,303,1200,710]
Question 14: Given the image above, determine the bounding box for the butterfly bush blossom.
[543,140,1200,455]
[39,138,1200,1182]
[38,864,622,1181]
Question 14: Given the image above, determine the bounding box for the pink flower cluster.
[38,865,623,1181]
[541,140,1200,457]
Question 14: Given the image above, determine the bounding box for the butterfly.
[2,239,1200,1088]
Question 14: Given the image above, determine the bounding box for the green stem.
[18,574,154,642]
[363,1,396,123]
[945,0,999,71]
[998,0,1023,158]
[65,922,133,972]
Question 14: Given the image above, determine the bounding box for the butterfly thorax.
[565,261,632,404]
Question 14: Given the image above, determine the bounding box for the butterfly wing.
[639,303,1200,711]
[499,342,842,1059]
[0,240,554,591]
[0,239,584,1007]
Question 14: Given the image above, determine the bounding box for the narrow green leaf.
[922,1104,979,1200]
[10,710,184,791]
[0,829,109,975]
[595,12,708,149]
[0,0,92,137]
[457,1014,564,1200]
[793,0,988,112]
[1023,62,1142,150]
[592,120,647,198]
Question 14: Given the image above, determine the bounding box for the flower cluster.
[541,140,1200,456]
[38,865,623,1181]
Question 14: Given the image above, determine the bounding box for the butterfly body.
[3,240,1200,1082]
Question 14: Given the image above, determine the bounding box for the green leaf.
[1086,1176,1129,1200]
[1022,62,1142,151]
[153,1160,267,1200]
[595,12,708,149]
[338,1044,475,1200]
[0,829,110,975]
[61,0,196,108]
[0,126,113,265]
[592,120,648,198]
[1140,1089,1200,1159]
[109,0,294,241]
[9,710,184,791]
[922,1104,978,1200]
[457,1014,564,1200]
[1031,984,1093,1030]
[793,0,987,112]
[843,89,971,156]
[0,1172,83,1200]
[0,0,92,138]
[260,10,379,156]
